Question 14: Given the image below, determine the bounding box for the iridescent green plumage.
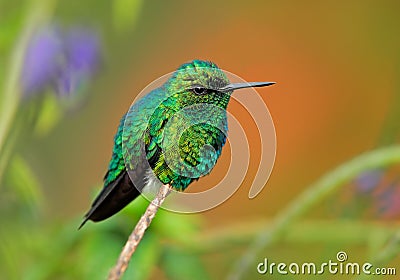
[80,60,274,228]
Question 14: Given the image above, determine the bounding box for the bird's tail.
[78,171,140,229]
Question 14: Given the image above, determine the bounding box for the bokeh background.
[1,0,399,279]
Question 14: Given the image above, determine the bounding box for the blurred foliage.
[0,0,400,280]
[33,93,61,137]
[113,0,143,33]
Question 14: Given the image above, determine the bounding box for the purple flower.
[21,24,101,99]
[56,28,100,98]
[331,168,400,219]
[22,26,63,97]
[356,170,400,219]
[375,182,400,219]
[65,28,100,73]
[354,169,383,193]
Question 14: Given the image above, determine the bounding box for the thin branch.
[108,184,172,280]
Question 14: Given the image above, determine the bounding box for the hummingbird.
[79,60,274,228]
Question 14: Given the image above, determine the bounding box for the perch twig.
[108,184,171,280]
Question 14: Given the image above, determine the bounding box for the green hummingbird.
[79,60,274,228]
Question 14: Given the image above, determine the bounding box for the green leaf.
[6,155,43,210]
[33,93,62,137]
[0,230,21,280]
[112,0,143,32]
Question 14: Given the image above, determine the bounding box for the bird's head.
[164,60,275,109]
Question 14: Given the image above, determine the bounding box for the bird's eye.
[193,87,207,95]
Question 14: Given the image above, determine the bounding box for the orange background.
[35,1,397,223]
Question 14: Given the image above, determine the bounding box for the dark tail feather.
[78,172,141,229]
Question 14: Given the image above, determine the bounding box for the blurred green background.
[1,0,400,279]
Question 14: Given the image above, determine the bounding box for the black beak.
[219,81,275,93]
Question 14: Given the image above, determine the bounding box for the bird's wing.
[79,114,146,228]
[80,87,173,228]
